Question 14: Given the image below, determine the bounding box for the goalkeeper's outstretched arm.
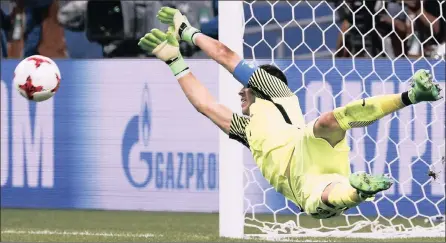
[177,72,234,134]
[138,28,234,135]
[177,72,250,148]
[193,33,241,73]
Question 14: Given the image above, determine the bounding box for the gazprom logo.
[122,84,152,188]
[122,84,218,191]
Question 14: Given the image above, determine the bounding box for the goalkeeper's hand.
[157,6,201,45]
[138,28,190,78]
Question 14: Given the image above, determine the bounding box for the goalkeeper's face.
[239,87,255,115]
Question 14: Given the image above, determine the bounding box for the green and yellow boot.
[349,171,394,197]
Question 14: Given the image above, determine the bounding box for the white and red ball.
[13,55,61,102]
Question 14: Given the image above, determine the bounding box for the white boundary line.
[1,229,157,238]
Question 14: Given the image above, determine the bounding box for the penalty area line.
[1,229,157,238]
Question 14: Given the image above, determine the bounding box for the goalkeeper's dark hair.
[259,64,288,86]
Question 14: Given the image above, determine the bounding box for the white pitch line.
[1,229,156,238]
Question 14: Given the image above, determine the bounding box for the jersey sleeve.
[228,113,250,148]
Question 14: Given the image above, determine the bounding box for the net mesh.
[241,0,445,239]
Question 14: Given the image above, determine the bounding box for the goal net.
[218,0,445,240]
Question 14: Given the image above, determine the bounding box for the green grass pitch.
[1,208,444,242]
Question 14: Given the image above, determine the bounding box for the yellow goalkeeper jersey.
[229,67,351,217]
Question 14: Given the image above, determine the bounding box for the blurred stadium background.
[1,0,445,242]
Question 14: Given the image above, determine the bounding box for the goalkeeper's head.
[239,64,288,115]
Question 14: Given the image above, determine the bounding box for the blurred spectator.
[335,0,384,58]
[1,0,67,58]
[404,0,446,58]
[57,1,87,32]
[57,0,102,58]
[335,0,445,59]
[335,0,409,58]
[1,9,11,57]
[376,1,407,58]
[3,0,217,58]
[2,0,25,58]
[31,0,67,57]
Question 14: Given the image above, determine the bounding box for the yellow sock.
[328,183,364,209]
[333,94,405,131]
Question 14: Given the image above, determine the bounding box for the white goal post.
[218,0,245,239]
[218,0,445,240]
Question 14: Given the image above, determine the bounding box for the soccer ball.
[13,55,61,102]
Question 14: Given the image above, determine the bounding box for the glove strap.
[179,24,201,45]
[166,54,190,78]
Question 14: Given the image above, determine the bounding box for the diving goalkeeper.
[138,7,443,219]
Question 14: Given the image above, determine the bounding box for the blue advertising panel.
[1,59,219,212]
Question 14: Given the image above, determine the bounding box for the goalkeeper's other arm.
[138,28,234,134]
[157,7,242,73]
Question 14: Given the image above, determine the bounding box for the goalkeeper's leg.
[314,69,443,146]
[321,172,393,210]
[321,182,364,209]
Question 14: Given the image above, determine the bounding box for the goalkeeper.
[138,7,443,219]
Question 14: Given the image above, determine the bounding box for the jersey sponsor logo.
[121,84,218,190]
[1,79,54,188]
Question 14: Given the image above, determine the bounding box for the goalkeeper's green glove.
[138,28,190,78]
[157,6,201,45]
